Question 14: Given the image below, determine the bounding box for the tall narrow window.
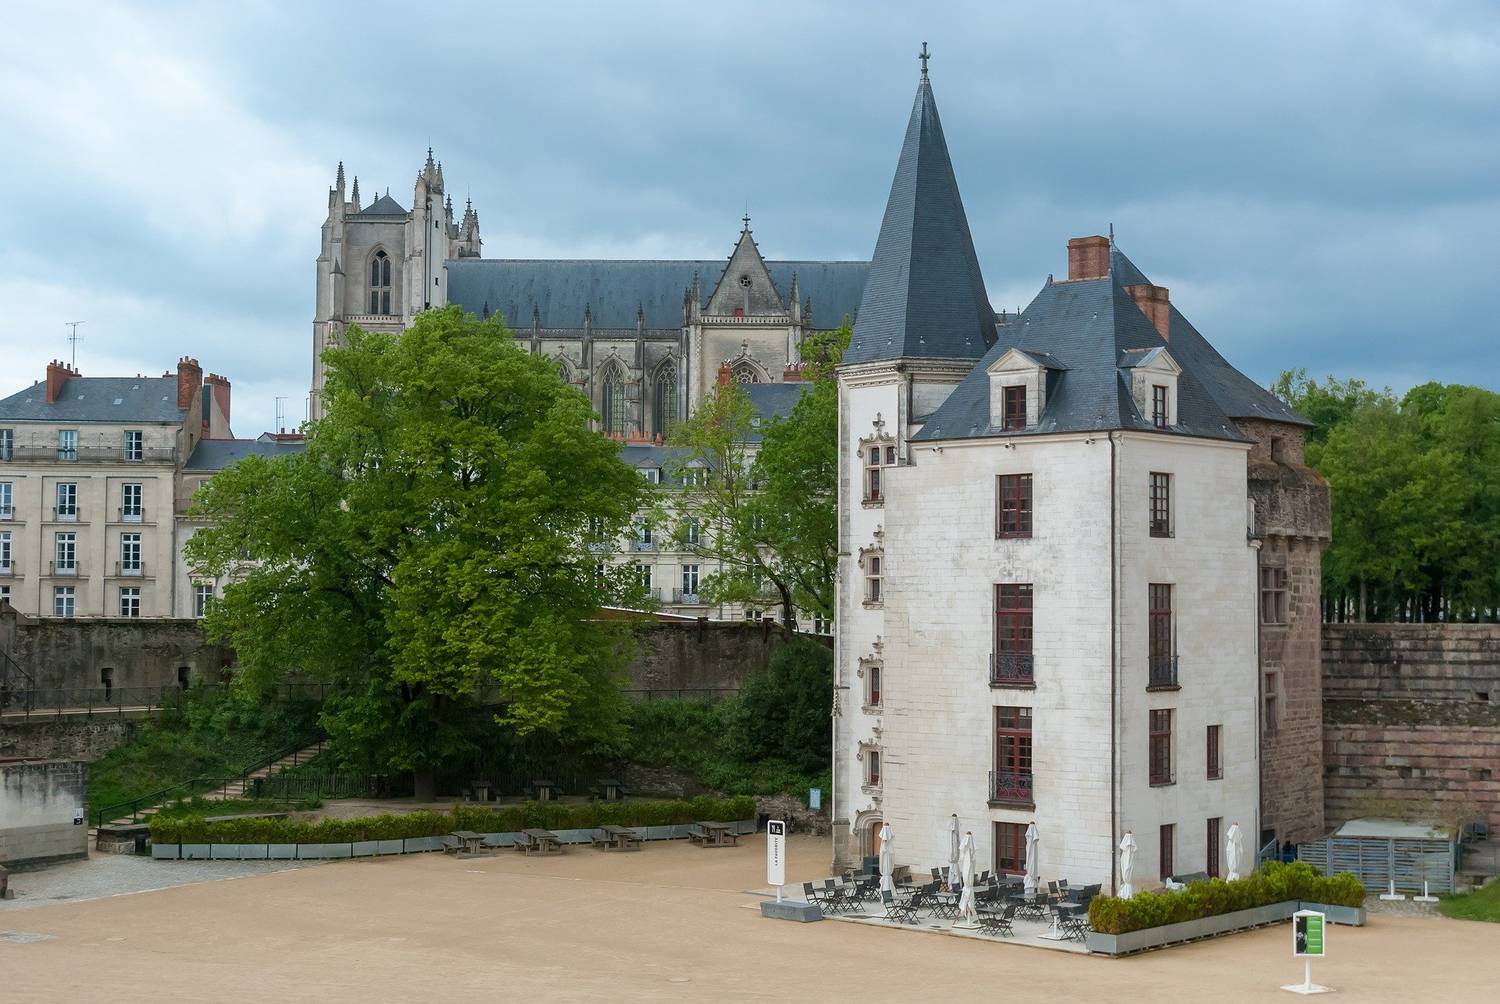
[1207,817,1222,878]
[996,473,1033,538]
[1159,823,1175,880]
[685,517,701,546]
[865,749,881,787]
[119,587,141,618]
[864,443,895,502]
[991,705,1033,805]
[121,483,143,522]
[0,480,12,519]
[0,531,11,573]
[1003,385,1027,430]
[56,482,78,521]
[369,251,392,315]
[123,430,143,462]
[1152,385,1169,428]
[1149,708,1174,785]
[54,586,75,618]
[680,564,699,599]
[633,562,651,595]
[993,584,1034,684]
[864,554,882,604]
[1207,724,1222,780]
[54,532,77,574]
[1149,583,1176,687]
[602,371,627,436]
[58,429,78,461]
[1264,671,1279,735]
[193,583,214,619]
[653,364,677,434]
[120,533,143,575]
[865,663,882,708]
[0,428,12,461]
[1260,566,1288,624]
[994,821,1027,875]
[1149,472,1172,538]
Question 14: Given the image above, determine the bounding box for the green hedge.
[1088,861,1365,935]
[149,795,757,845]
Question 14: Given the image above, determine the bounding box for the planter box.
[402,836,444,853]
[1301,901,1365,926]
[181,844,212,860]
[268,843,298,859]
[1087,900,1301,956]
[297,844,328,859]
[239,844,268,861]
[376,840,405,856]
[351,841,378,858]
[151,843,180,860]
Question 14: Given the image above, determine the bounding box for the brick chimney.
[45,360,78,403]
[1124,284,1171,340]
[782,364,805,382]
[205,372,231,430]
[1066,236,1111,281]
[176,357,202,411]
[717,362,733,388]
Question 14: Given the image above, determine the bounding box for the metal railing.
[671,588,702,604]
[988,769,1034,805]
[621,686,740,702]
[118,507,144,523]
[0,505,13,520]
[630,539,657,552]
[51,507,81,522]
[1148,655,1179,688]
[48,561,80,576]
[114,561,147,577]
[3,446,177,464]
[0,562,14,577]
[1,681,328,718]
[989,651,1035,686]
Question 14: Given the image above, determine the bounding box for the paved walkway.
[2,835,1497,1002]
[0,850,315,913]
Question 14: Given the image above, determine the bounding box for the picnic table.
[451,830,487,856]
[592,824,643,851]
[515,828,563,856]
[531,779,557,802]
[687,820,740,848]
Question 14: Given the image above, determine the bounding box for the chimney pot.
[45,359,77,403]
[1123,283,1172,340]
[1066,236,1111,281]
[176,356,203,411]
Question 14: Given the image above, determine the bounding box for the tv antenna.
[64,321,85,368]
[274,396,287,434]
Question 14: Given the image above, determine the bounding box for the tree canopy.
[1274,370,1500,622]
[187,307,645,794]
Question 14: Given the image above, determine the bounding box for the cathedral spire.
[350,176,360,211]
[336,161,345,191]
[844,56,995,364]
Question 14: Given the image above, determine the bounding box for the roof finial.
[919,41,930,79]
[1108,222,1115,246]
[742,206,751,233]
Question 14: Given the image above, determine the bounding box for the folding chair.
[881,889,918,924]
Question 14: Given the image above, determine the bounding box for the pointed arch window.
[653,363,678,433]
[602,370,628,436]
[731,361,761,384]
[369,250,392,315]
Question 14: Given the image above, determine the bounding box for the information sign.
[767,819,786,898]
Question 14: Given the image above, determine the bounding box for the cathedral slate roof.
[914,246,1303,444]
[356,194,407,217]
[184,438,306,471]
[844,71,996,365]
[445,258,868,331]
[0,376,184,423]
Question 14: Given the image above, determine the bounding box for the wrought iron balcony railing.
[1148,655,1179,689]
[989,651,1035,686]
[988,769,1034,805]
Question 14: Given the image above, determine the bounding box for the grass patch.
[1437,880,1500,923]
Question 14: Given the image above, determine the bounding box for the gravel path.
[0,852,317,913]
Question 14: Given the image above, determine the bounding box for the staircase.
[201,740,325,801]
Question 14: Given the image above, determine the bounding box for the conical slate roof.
[844,71,996,364]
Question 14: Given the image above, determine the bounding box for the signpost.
[767,820,786,903]
[1282,909,1331,995]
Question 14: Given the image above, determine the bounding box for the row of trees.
[187,307,842,790]
[1273,371,1500,622]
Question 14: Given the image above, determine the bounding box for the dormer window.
[1003,386,1027,430]
[1152,385,1169,428]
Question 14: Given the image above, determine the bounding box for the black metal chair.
[881,889,918,924]
[978,902,1017,937]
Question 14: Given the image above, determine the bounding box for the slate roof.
[445,257,868,331]
[844,72,996,365]
[183,438,306,472]
[915,245,1307,443]
[744,381,809,441]
[355,194,407,217]
[0,377,185,423]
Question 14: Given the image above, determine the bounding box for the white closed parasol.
[878,823,895,894]
[1023,821,1039,896]
[954,830,979,928]
[946,814,961,888]
[1226,822,1244,881]
[1119,830,1138,899]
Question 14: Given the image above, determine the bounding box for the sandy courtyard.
[2,834,1496,1002]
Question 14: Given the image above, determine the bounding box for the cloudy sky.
[2,1,1496,436]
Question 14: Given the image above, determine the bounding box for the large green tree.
[655,324,846,630]
[187,307,644,796]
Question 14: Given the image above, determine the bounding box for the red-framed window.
[1149,472,1172,538]
[992,706,1033,804]
[1149,583,1175,687]
[1149,708,1174,785]
[865,749,881,786]
[1206,724,1222,780]
[1152,384,1169,428]
[864,443,896,502]
[1160,823,1175,880]
[866,664,882,708]
[993,584,1034,684]
[865,554,882,604]
[1207,817,1222,879]
[996,473,1033,538]
[1003,385,1027,430]
[994,821,1026,875]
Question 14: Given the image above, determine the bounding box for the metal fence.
[1,682,327,718]
[1297,836,1456,893]
[620,686,740,702]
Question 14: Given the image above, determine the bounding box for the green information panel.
[1294,911,1325,957]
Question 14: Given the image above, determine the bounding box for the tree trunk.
[778,582,796,635]
[1358,578,1367,623]
[413,770,437,802]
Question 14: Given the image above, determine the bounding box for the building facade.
[831,64,1323,887]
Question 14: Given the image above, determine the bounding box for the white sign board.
[767,820,786,892]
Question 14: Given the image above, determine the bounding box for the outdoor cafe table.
[596,825,643,851]
[451,830,486,856]
[693,821,739,847]
[517,828,563,855]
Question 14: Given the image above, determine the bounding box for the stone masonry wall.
[0,718,137,763]
[0,759,89,867]
[0,606,237,693]
[1323,623,1500,832]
